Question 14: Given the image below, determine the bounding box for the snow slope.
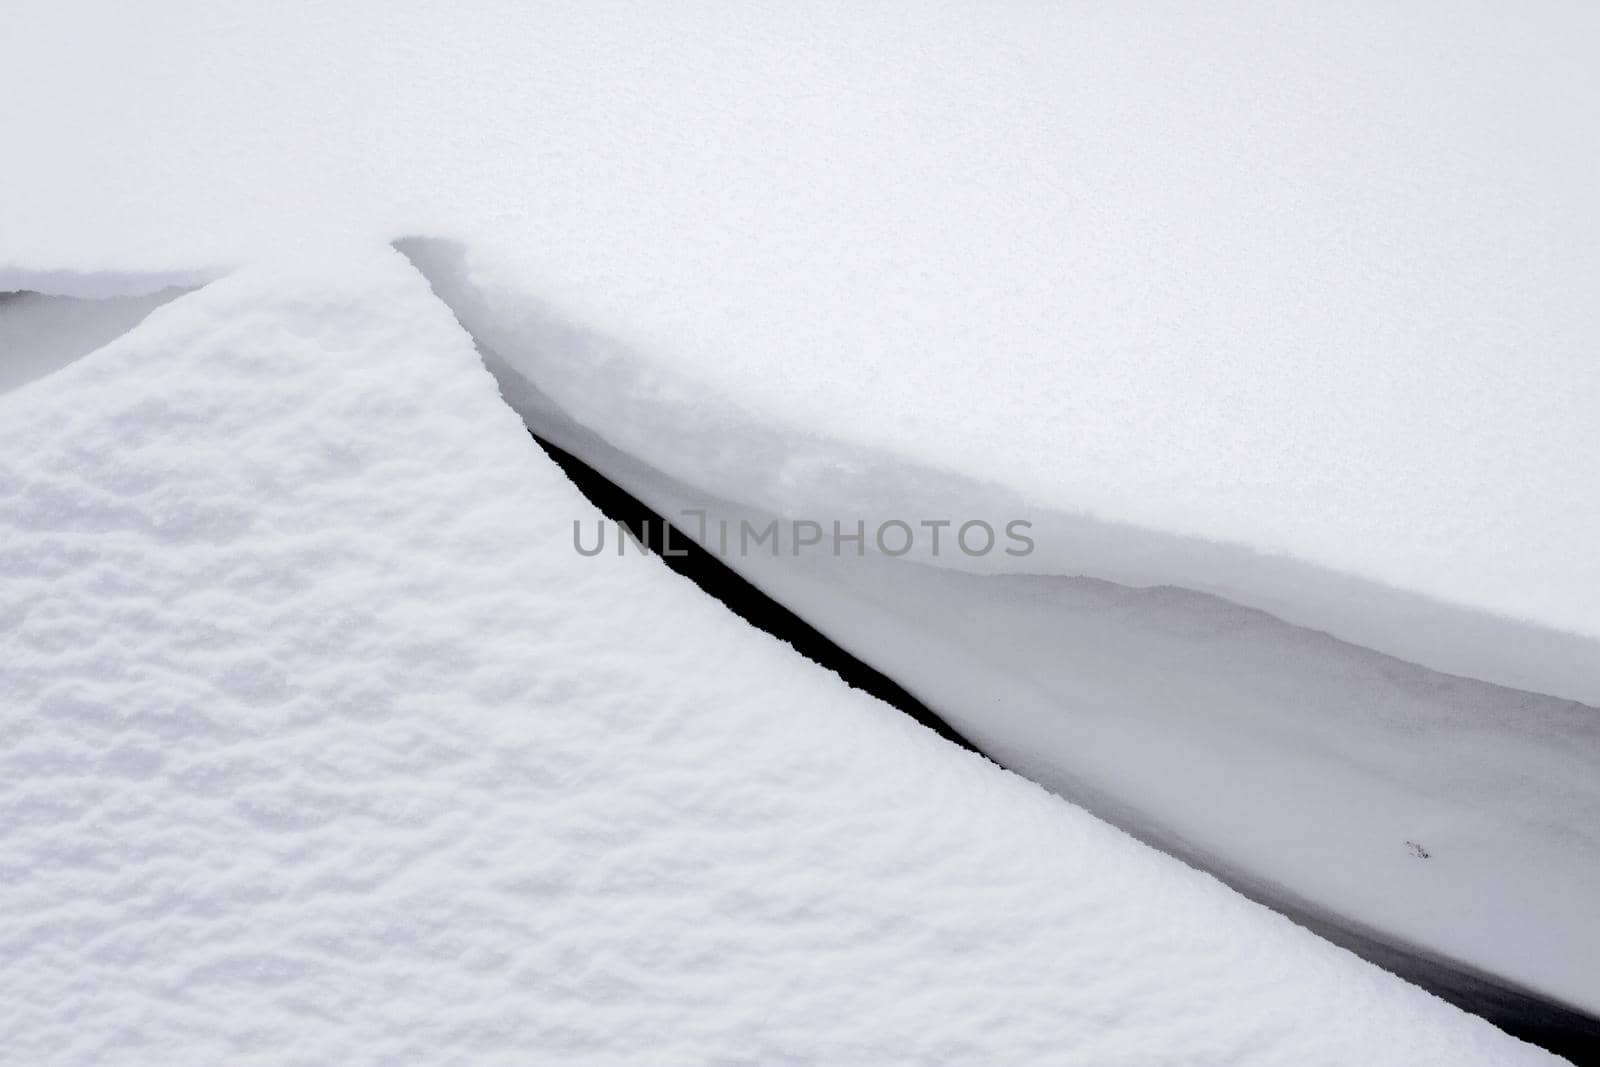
[404,258,1600,1018]
[0,250,1558,1064]
[3,0,1596,701]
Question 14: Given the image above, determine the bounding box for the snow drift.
[6,0,1594,696]
[5,0,1596,698]
[401,238,1600,1024]
[0,249,1560,1065]
[4,1,1598,1059]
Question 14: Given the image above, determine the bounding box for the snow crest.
[0,251,1556,1064]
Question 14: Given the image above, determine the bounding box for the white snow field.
[3,1,1598,699]
[3,0,1598,1059]
[0,252,1555,1065]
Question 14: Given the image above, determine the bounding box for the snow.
[4,2,1598,1056]
[0,287,192,395]
[414,271,1600,1017]
[0,250,1558,1064]
[3,1,1596,700]
[0,266,216,301]
[403,238,1600,707]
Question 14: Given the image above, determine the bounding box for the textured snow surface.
[4,1,1599,664]
[0,253,1555,1064]
[467,368,1600,1017]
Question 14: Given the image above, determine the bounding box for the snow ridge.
[397,238,1600,707]
[399,238,1600,1023]
[0,249,1557,1065]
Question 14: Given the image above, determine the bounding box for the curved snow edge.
[0,263,219,300]
[398,236,1600,708]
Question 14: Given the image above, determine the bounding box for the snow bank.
[0,250,1556,1064]
[8,1,1593,696]
[402,238,1600,707]
[411,267,1600,1018]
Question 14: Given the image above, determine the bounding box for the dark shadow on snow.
[535,428,979,755]
[395,238,1600,1065]
[531,423,1600,1067]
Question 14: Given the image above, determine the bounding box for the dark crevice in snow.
[531,421,1600,1066]
[399,244,1600,1064]
[394,240,1600,711]
[529,426,982,756]
[1182,850,1600,1065]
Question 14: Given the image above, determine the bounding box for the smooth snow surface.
[0,252,1557,1064]
[4,1,1596,700]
